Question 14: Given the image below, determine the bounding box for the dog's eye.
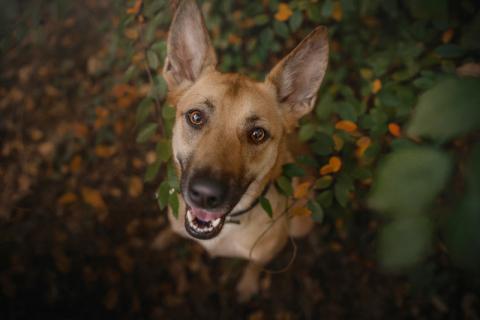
[186,110,205,128]
[249,127,268,144]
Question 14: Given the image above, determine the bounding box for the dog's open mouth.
[184,206,227,240]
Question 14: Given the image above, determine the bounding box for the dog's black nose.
[188,176,227,209]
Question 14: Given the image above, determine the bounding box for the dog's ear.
[163,0,217,91]
[266,26,329,126]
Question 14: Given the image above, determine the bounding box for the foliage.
[123,0,480,273]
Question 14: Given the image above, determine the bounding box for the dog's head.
[163,0,328,240]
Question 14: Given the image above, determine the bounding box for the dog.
[159,0,329,301]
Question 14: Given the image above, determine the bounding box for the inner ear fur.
[266,26,329,126]
[163,0,217,92]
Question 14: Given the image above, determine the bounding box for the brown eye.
[249,127,268,144]
[186,110,204,127]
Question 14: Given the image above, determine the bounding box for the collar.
[226,182,271,223]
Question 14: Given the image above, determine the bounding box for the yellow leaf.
[128,176,143,198]
[291,206,312,217]
[294,181,312,199]
[58,192,78,205]
[360,68,373,80]
[332,1,343,22]
[372,79,382,94]
[81,187,107,211]
[335,120,357,133]
[333,134,344,151]
[275,3,293,21]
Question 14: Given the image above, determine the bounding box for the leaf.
[259,196,273,218]
[315,175,333,189]
[81,187,107,211]
[144,160,161,182]
[289,10,303,31]
[294,181,312,199]
[388,123,401,137]
[291,206,311,217]
[126,0,142,15]
[275,3,293,22]
[407,78,480,142]
[136,98,154,126]
[156,181,170,210]
[273,21,289,39]
[320,156,342,175]
[298,123,316,142]
[169,191,179,218]
[312,133,333,156]
[146,50,159,69]
[155,139,171,163]
[434,44,465,58]
[369,146,452,217]
[334,174,352,208]
[307,200,324,222]
[58,192,78,205]
[335,120,357,133]
[379,216,432,271]
[371,79,382,94]
[128,176,143,198]
[276,176,293,196]
[282,163,305,178]
[136,123,158,143]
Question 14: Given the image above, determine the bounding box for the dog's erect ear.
[266,26,329,125]
[163,0,217,90]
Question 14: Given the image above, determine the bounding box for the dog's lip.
[184,204,227,240]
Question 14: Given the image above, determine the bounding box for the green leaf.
[307,199,324,223]
[169,191,179,218]
[136,98,154,126]
[334,174,353,208]
[407,78,480,142]
[144,160,161,182]
[276,176,293,196]
[379,216,432,271]
[282,163,305,178]
[162,103,176,120]
[147,50,159,69]
[311,133,333,156]
[136,123,158,143]
[369,146,452,217]
[151,75,167,100]
[315,176,333,189]
[156,181,170,210]
[317,190,333,207]
[289,10,303,32]
[259,196,273,218]
[298,123,316,142]
[434,44,465,59]
[273,21,289,39]
[155,139,171,163]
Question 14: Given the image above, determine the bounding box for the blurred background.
[1,0,479,319]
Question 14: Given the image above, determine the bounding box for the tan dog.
[160,0,328,301]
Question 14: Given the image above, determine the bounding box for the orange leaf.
[228,34,241,45]
[291,206,312,217]
[70,155,83,174]
[372,79,382,94]
[320,164,334,175]
[81,187,107,211]
[442,28,454,44]
[126,0,142,15]
[294,181,312,199]
[128,176,143,198]
[95,145,117,158]
[388,123,401,137]
[58,192,78,205]
[329,156,342,172]
[275,3,293,21]
[335,120,357,133]
[355,136,371,158]
[332,1,343,22]
[72,123,88,138]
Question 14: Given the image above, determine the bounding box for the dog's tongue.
[190,207,224,222]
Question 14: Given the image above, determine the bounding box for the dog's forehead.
[178,72,279,119]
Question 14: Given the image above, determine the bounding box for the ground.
[0,1,478,319]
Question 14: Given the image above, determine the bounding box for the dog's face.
[163,0,328,240]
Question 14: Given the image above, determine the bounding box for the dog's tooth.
[212,218,220,227]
